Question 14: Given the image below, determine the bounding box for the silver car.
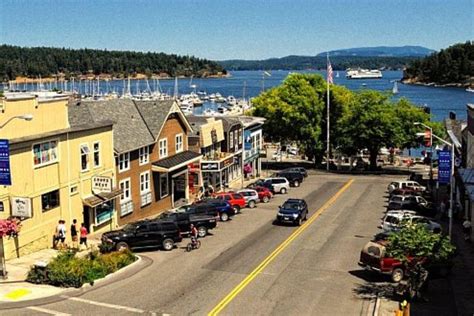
[237,189,259,208]
[264,177,290,194]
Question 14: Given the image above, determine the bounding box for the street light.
[0,114,34,129]
[414,122,433,185]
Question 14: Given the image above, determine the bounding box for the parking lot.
[5,172,407,316]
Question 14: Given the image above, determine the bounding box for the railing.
[120,200,133,216]
[245,148,260,159]
[140,192,152,207]
[202,151,233,162]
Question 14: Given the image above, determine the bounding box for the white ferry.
[346,68,383,79]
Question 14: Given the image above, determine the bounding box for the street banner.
[438,150,451,184]
[0,140,11,186]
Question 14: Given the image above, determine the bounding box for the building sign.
[0,139,11,186]
[244,131,252,150]
[438,150,451,184]
[201,162,219,171]
[11,197,32,218]
[188,162,200,173]
[92,176,112,194]
[220,157,234,169]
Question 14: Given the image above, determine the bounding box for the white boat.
[336,71,340,78]
[392,81,399,94]
[346,68,382,79]
[466,87,474,93]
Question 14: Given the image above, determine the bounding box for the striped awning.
[83,187,122,208]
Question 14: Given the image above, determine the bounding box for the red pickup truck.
[214,192,246,214]
[358,241,407,282]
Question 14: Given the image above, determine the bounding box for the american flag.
[327,59,333,84]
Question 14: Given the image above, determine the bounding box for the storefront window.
[160,173,169,198]
[42,189,60,212]
[95,201,114,225]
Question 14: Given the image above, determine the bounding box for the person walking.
[54,220,67,250]
[70,219,78,249]
[80,223,88,250]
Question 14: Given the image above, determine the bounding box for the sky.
[0,0,472,60]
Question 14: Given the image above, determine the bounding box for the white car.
[387,181,426,193]
[388,195,428,206]
[380,211,440,233]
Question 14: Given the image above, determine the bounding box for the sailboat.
[336,71,340,78]
[392,81,399,94]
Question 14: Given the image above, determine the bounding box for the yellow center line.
[208,179,355,316]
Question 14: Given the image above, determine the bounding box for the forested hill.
[317,46,434,57]
[219,56,421,71]
[403,41,474,87]
[0,45,226,81]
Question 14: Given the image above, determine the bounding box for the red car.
[214,192,246,213]
[254,186,273,203]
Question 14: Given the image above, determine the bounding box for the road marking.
[208,179,355,316]
[27,306,71,315]
[60,295,145,313]
[4,288,31,300]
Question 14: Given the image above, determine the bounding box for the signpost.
[438,150,451,184]
[0,140,11,186]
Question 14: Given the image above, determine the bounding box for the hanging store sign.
[220,157,234,169]
[11,197,32,218]
[0,140,12,186]
[201,162,219,171]
[438,150,451,184]
[92,176,112,194]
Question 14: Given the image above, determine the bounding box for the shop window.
[159,138,168,158]
[160,173,169,198]
[229,131,234,149]
[33,140,58,167]
[70,186,78,195]
[95,201,114,225]
[120,178,133,216]
[175,134,183,153]
[42,189,60,212]
[139,146,149,165]
[118,152,130,172]
[93,142,101,167]
[80,144,90,171]
[0,201,4,212]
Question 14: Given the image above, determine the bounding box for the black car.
[276,171,304,187]
[191,199,236,221]
[155,211,217,237]
[282,167,308,178]
[101,220,182,251]
[276,198,308,226]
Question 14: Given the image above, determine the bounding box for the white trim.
[119,178,131,203]
[159,138,168,158]
[80,143,90,172]
[154,101,193,141]
[32,138,59,168]
[139,171,151,194]
[139,146,150,166]
[175,133,183,153]
[118,152,130,173]
[93,141,101,168]
[160,173,169,199]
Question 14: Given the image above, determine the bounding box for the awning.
[152,150,202,173]
[83,187,123,208]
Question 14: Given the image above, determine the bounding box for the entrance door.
[83,206,91,230]
[173,173,187,205]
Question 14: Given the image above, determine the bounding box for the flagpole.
[326,53,330,171]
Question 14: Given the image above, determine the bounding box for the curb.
[0,254,152,310]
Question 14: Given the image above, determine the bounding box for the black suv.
[155,211,217,237]
[101,220,182,251]
[276,171,304,187]
[188,199,236,222]
[282,167,308,178]
[276,198,308,226]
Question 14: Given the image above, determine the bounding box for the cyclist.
[190,224,198,246]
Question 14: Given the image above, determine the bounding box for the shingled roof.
[68,99,155,153]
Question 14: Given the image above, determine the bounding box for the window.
[120,179,131,202]
[175,134,183,153]
[93,142,101,167]
[229,131,234,149]
[118,152,130,172]
[139,146,149,165]
[70,186,78,195]
[42,190,60,211]
[238,130,242,145]
[140,171,151,193]
[159,138,168,158]
[80,144,90,171]
[0,201,4,212]
[160,173,168,198]
[33,140,58,167]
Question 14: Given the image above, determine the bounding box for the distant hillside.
[317,46,434,57]
[0,45,226,81]
[403,41,474,87]
[219,56,421,71]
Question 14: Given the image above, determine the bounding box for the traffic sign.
[0,140,11,186]
[438,150,451,184]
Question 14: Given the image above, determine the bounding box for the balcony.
[202,151,233,162]
[140,192,152,207]
[120,200,133,217]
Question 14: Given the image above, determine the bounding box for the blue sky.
[1,0,472,60]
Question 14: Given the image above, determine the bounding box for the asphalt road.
[2,173,403,316]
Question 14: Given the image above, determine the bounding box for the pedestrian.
[54,220,67,250]
[70,219,78,249]
[80,223,88,250]
[463,219,472,242]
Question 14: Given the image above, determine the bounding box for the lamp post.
[0,114,33,129]
[414,122,433,185]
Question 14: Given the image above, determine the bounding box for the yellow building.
[0,92,120,259]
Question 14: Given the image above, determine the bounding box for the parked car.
[214,192,247,213]
[282,167,308,178]
[254,186,273,203]
[380,211,441,233]
[101,220,182,251]
[387,195,432,213]
[154,212,217,238]
[246,179,272,191]
[264,177,290,194]
[192,199,236,222]
[387,181,426,193]
[236,189,260,208]
[389,187,422,197]
[275,171,304,187]
[276,198,308,226]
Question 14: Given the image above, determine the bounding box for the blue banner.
[0,139,11,186]
[244,130,252,150]
[438,150,451,184]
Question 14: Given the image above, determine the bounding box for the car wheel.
[304,212,307,220]
[197,226,207,238]
[233,205,241,214]
[262,196,269,203]
[162,238,174,251]
[280,187,287,194]
[391,267,404,283]
[220,212,229,222]
[296,217,302,226]
[116,242,129,252]
[248,200,256,208]
[294,180,299,187]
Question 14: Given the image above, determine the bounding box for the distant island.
[403,41,474,88]
[0,45,227,82]
[218,46,434,71]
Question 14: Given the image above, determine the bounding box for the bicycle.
[186,237,201,252]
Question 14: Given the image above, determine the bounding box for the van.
[264,177,290,194]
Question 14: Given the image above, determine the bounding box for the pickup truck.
[155,211,217,238]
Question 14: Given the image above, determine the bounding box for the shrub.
[26,249,136,288]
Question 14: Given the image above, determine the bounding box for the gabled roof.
[68,99,155,154]
[133,100,192,140]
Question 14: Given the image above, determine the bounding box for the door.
[133,224,153,247]
[83,206,91,231]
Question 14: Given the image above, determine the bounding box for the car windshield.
[175,206,191,213]
[282,202,300,210]
[392,196,403,202]
[123,224,137,232]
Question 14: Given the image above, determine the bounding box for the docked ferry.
[346,68,383,79]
